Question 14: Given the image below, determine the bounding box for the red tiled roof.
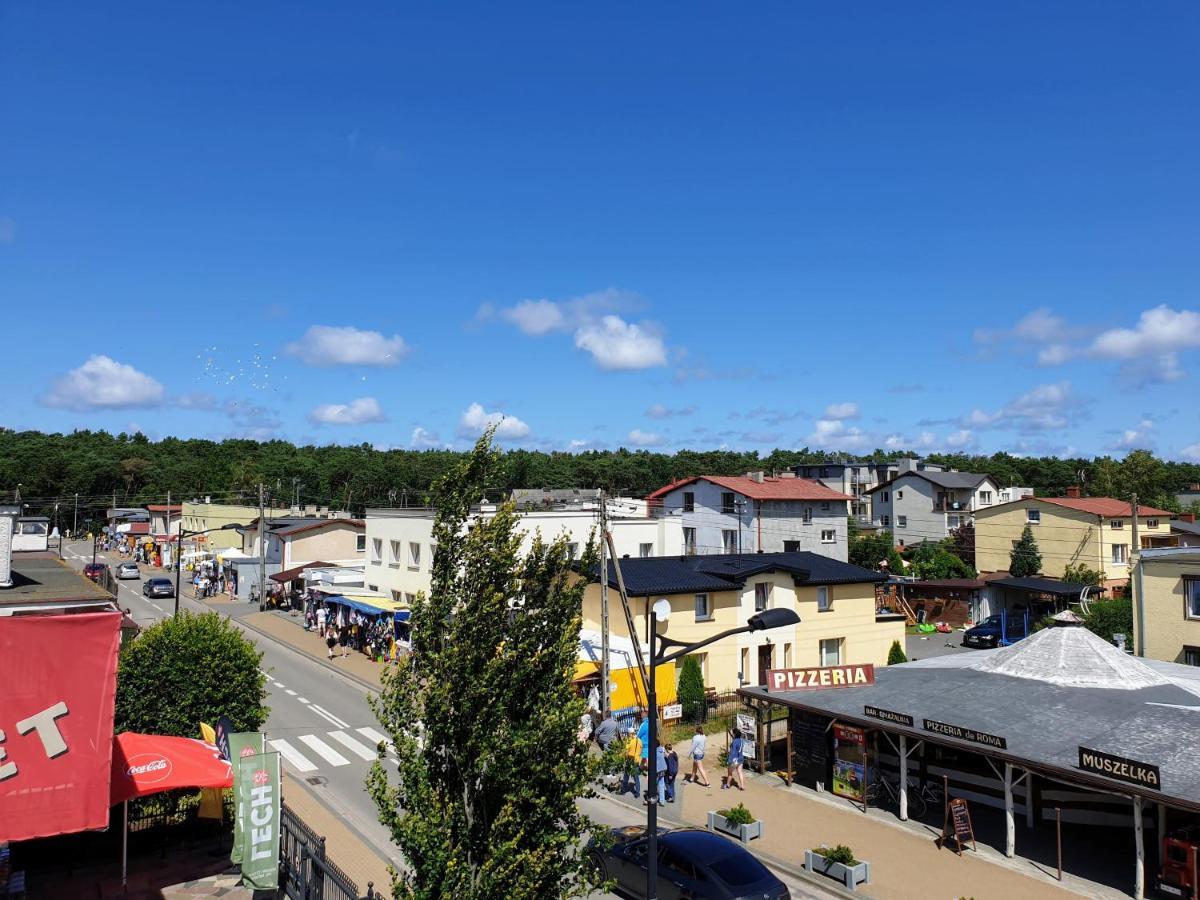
[126,522,150,534]
[1036,497,1173,518]
[646,475,853,503]
[147,504,182,512]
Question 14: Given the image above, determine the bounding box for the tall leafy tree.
[1009,525,1042,578]
[367,432,600,900]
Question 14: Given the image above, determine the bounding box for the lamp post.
[174,523,244,617]
[644,604,800,900]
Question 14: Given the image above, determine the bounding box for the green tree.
[1082,598,1134,645]
[115,612,267,736]
[1009,525,1042,578]
[849,530,905,574]
[908,541,975,579]
[367,433,600,900]
[1063,562,1106,587]
[887,640,907,665]
[946,522,975,569]
[677,654,707,723]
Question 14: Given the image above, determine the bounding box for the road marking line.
[285,689,297,696]
[297,697,310,704]
[356,727,394,754]
[269,739,317,773]
[298,735,350,767]
[327,730,377,761]
[273,681,285,688]
[309,706,344,728]
[148,602,164,612]
[311,705,349,728]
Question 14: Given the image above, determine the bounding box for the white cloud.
[626,429,666,447]
[944,429,976,450]
[500,299,567,336]
[959,381,1081,433]
[976,308,1069,345]
[410,426,443,449]
[646,403,697,419]
[1181,443,1200,463]
[1037,343,1073,366]
[1089,306,1200,359]
[1114,418,1154,450]
[823,402,860,420]
[806,419,870,449]
[574,315,668,370]
[42,355,166,411]
[457,403,531,440]
[284,325,408,367]
[308,397,386,426]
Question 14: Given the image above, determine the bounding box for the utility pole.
[257,483,267,609]
[73,493,79,539]
[599,491,610,719]
[1130,493,1143,657]
[166,489,172,569]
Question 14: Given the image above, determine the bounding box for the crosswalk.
[270,727,394,774]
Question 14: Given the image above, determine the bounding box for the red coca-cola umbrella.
[110,732,234,805]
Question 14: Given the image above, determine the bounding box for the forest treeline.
[2,428,1197,526]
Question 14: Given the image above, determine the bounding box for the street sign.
[736,713,755,736]
[1078,746,1161,790]
[742,740,757,760]
[766,664,875,692]
[662,703,682,721]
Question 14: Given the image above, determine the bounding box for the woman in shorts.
[687,725,710,787]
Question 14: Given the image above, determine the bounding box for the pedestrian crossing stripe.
[268,728,395,773]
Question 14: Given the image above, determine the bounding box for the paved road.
[62,542,836,898]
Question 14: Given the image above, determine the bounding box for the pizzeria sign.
[766,664,874,692]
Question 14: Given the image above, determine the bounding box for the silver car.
[117,562,140,580]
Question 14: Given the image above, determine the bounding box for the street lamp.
[174,523,244,617]
[643,603,800,900]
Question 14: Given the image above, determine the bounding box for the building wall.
[975,501,1100,577]
[284,523,365,568]
[580,577,902,693]
[657,480,848,561]
[1099,515,1168,576]
[1136,558,1200,665]
[181,502,284,550]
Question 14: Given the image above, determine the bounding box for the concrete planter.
[707,811,762,843]
[804,849,871,891]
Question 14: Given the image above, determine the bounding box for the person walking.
[723,733,746,791]
[338,623,350,659]
[325,625,338,660]
[594,712,618,751]
[653,740,667,804]
[663,742,678,803]
[316,603,328,635]
[636,713,650,769]
[686,725,710,787]
[619,728,642,799]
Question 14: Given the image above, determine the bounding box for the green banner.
[229,733,265,865]
[237,751,281,890]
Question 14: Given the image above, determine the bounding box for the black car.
[962,613,1028,648]
[143,577,175,599]
[590,826,790,900]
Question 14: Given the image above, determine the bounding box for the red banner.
[0,611,122,841]
[110,732,233,805]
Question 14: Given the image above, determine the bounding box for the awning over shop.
[269,561,335,583]
[324,592,410,621]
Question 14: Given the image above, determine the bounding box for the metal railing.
[279,802,378,900]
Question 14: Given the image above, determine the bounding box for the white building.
[645,473,853,562]
[867,470,1027,545]
[363,501,683,604]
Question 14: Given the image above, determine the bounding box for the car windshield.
[980,615,1001,626]
[709,849,771,887]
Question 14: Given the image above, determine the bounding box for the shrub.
[887,640,907,665]
[1063,562,1106,587]
[1083,598,1134,646]
[677,654,707,724]
[720,803,755,825]
[814,844,858,866]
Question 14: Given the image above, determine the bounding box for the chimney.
[1065,485,1081,499]
[747,471,765,484]
[1180,513,1197,523]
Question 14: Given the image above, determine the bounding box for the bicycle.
[865,774,940,818]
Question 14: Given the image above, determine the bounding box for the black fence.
[279,801,379,900]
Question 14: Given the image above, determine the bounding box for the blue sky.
[2,3,1199,459]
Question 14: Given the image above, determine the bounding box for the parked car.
[589,825,790,900]
[116,562,141,580]
[963,613,1029,648]
[143,577,175,599]
[83,563,107,581]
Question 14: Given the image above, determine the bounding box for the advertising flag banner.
[197,722,223,820]
[238,752,281,890]
[0,611,121,841]
[229,732,266,865]
[109,733,233,805]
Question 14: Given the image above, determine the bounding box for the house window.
[1185,578,1200,620]
[1184,646,1200,668]
[389,540,401,566]
[409,541,421,568]
[371,538,383,563]
[819,638,844,666]
[683,492,695,514]
[695,593,711,622]
[740,648,750,684]
[979,491,992,505]
[683,528,696,554]
[896,491,903,500]
[881,515,890,528]
[367,584,378,592]
[566,542,579,560]
[754,582,770,612]
[405,593,417,605]
[783,643,792,667]
[881,492,889,503]
[897,515,907,528]
[356,533,366,552]
[639,542,654,558]
[803,507,813,524]
[1147,519,1160,529]
[821,529,836,544]
[817,586,830,611]
[429,543,436,570]
[1111,519,1124,530]
[821,501,830,511]
[948,515,962,529]
[1111,544,1128,566]
[721,492,736,514]
[783,540,800,552]
[1027,508,1041,524]
[391,590,402,603]
[722,530,738,553]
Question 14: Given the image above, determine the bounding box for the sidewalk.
[602,765,1102,900]
[239,609,389,690]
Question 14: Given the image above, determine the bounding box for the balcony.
[932,500,973,513]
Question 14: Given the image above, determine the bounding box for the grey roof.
[989,576,1097,597]
[865,470,989,495]
[1170,520,1200,536]
[743,627,1200,809]
[596,552,886,596]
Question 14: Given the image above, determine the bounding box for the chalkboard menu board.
[940,798,976,856]
[789,709,830,787]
